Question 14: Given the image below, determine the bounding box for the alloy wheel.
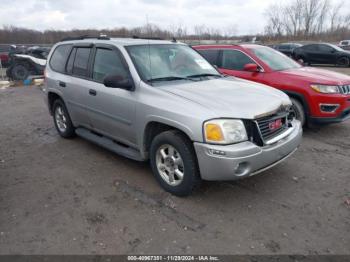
[55,106,67,133]
[155,144,184,186]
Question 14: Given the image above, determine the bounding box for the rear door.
[86,44,137,146]
[302,44,320,63]
[62,44,94,128]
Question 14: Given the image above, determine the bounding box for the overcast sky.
[0,0,348,35]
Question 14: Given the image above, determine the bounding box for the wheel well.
[287,93,309,116]
[337,56,350,63]
[143,122,192,155]
[48,92,62,114]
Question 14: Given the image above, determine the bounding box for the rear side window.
[197,49,220,66]
[92,48,128,82]
[66,48,77,74]
[50,44,72,73]
[221,50,255,70]
[278,45,290,50]
[72,48,91,77]
[303,45,318,51]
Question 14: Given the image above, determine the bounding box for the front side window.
[318,45,333,53]
[92,48,128,82]
[72,48,91,77]
[50,44,72,73]
[221,50,255,70]
[249,46,301,71]
[126,44,220,83]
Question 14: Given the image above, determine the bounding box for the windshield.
[126,44,220,83]
[249,46,301,71]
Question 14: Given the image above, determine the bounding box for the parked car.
[194,44,350,126]
[292,43,350,67]
[6,46,50,80]
[0,45,10,67]
[274,43,302,57]
[339,40,350,47]
[44,37,302,196]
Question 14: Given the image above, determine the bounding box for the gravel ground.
[0,67,349,255]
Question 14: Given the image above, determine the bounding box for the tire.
[336,56,350,67]
[290,97,306,126]
[52,99,75,138]
[150,130,201,196]
[11,63,29,80]
[297,56,308,66]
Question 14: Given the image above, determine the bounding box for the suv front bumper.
[194,120,302,181]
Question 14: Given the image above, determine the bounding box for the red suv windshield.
[249,46,301,71]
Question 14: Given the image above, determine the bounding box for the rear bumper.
[194,120,302,181]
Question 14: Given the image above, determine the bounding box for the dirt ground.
[0,67,349,255]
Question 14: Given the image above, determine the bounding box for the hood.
[280,67,350,85]
[161,77,291,119]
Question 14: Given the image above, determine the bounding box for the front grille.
[339,85,350,94]
[256,114,289,142]
[243,120,264,147]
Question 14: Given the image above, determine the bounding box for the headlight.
[204,119,248,144]
[310,84,340,94]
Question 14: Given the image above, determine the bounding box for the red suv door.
[218,49,269,84]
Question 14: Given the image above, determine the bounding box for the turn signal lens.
[204,119,248,144]
[205,123,224,142]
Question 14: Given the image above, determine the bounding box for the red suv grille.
[339,85,350,95]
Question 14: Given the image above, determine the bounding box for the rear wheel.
[289,97,306,126]
[297,56,309,66]
[150,130,201,196]
[52,99,75,138]
[11,63,29,80]
[336,57,350,67]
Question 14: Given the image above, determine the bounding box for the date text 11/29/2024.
[127,255,219,261]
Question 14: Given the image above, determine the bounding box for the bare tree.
[264,0,349,41]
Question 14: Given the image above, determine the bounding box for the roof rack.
[60,35,110,42]
[132,35,163,40]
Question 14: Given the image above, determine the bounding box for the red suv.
[194,44,350,126]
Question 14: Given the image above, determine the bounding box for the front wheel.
[336,57,350,67]
[150,130,201,196]
[289,98,306,126]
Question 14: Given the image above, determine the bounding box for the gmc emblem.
[269,119,282,131]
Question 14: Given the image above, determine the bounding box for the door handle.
[89,89,97,96]
[59,81,66,87]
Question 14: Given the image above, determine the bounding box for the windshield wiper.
[146,76,195,82]
[186,73,222,78]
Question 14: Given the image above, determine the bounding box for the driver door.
[86,45,137,146]
[218,49,266,84]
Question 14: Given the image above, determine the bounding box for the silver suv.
[44,37,302,196]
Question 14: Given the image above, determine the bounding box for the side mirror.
[243,63,260,72]
[103,75,134,90]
